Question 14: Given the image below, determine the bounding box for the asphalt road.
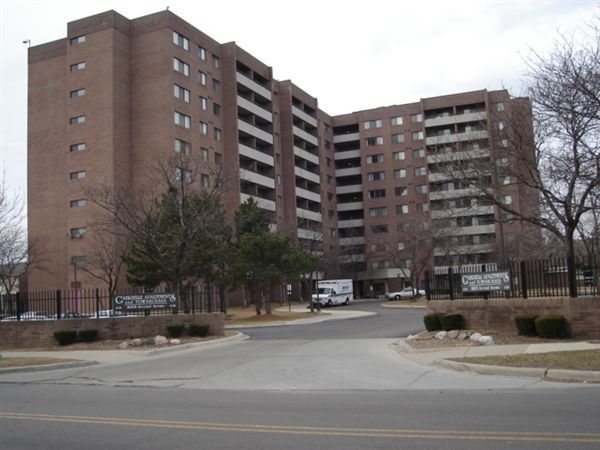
[1,301,599,449]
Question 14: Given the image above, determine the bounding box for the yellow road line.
[1,412,599,443]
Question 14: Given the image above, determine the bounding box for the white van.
[312,279,354,306]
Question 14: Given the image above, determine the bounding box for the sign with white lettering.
[461,271,511,293]
[114,293,177,311]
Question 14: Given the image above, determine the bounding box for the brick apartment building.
[26,9,537,298]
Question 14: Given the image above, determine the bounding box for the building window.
[70,88,85,98]
[397,242,406,250]
[365,136,384,146]
[396,204,409,214]
[69,171,86,180]
[371,224,388,234]
[416,203,429,212]
[367,171,385,181]
[492,102,505,112]
[496,139,508,148]
[215,152,223,165]
[70,115,86,125]
[412,131,424,141]
[411,113,423,123]
[502,195,513,205]
[369,207,387,217]
[393,151,405,161]
[198,71,207,85]
[174,111,191,128]
[364,119,382,129]
[391,116,403,126]
[199,121,208,135]
[415,166,427,176]
[172,31,189,50]
[212,55,220,68]
[499,175,512,185]
[368,189,386,199]
[70,199,87,208]
[371,260,390,269]
[70,142,86,152]
[494,121,505,131]
[70,35,86,45]
[174,84,190,102]
[198,46,207,60]
[395,186,407,196]
[175,167,192,182]
[366,154,384,164]
[391,133,404,144]
[214,128,222,141]
[413,148,426,158]
[213,79,221,92]
[201,174,210,187]
[173,57,190,76]
[71,255,86,266]
[200,147,209,161]
[70,227,86,238]
[394,168,406,178]
[416,184,428,194]
[213,103,221,116]
[174,138,191,154]
[199,96,208,111]
[70,61,86,71]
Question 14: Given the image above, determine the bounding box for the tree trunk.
[566,225,578,298]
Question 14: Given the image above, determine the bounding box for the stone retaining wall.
[426,296,600,338]
[0,313,225,350]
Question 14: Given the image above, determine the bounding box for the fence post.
[481,264,489,300]
[567,256,577,298]
[16,292,22,320]
[95,288,100,317]
[424,270,431,301]
[520,261,528,299]
[56,289,62,319]
[448,267,454,301]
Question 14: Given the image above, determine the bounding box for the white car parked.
[385,287,425,300]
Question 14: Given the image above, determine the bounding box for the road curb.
[0,360,97,374]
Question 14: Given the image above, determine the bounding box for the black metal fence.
[0,285,223,322]
[425,257,599,300]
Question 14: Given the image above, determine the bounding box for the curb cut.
[143,332,249,356]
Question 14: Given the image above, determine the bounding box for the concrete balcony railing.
[335,166,362,177]
[294,166,320,184]
[334,149,361,160]
[430,205,495,219]
[336,184,363,194]
[239,169,275,189]
[333,132,360,143]
[297,228,323,241]
[337,201,364,211]
[292,106,318,127]
[425,130,488,146]
[240,193,276,211]
[337,218,364,228]
[294,146,319,165]
[236,72,272,100]
[293,125,318,146]
[297,207,322,222]
[239,143,274,166]
[237,96,272,122]
[295,186,321,203]
[238,120,273,144]
[424,111,487,127]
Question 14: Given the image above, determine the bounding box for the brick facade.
[427,297,600,339]
[0,313,225,350]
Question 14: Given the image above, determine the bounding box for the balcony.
[424,111,487,127]
[435,224,496,237]
[297,228,323,241]
[236,72,271,100]
[336,184,363,194]
[339,236,365,246]
[334,149,361,160]
[338,219,365,228]
[294,166,320,184]
[335,166,362,177]
[293,126,318,146]
[294,146,319,165]
[292,106,317,127]
[295,186,321,203]
[433,243,496,256]
[430,205,495,219]
[239,143,274,166]
[238,120,273,144]
[429,186,482,201]
[337,201,364,211]
[237,96,272,122]
[426,130,488,146]
[239,169,275,189]
[240,193,276,211]
[333,132,360,143]
[297,207,322,222]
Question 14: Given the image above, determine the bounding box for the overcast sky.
[0,0,597,199]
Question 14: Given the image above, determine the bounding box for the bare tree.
[0,177,45,296]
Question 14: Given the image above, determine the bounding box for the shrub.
[423,313,445,331]
[189,322,209,337]
[53,330,77,346]
[78,329,99,342]
[167,323,185,338]
[439,313,463,331]
[514,314,539,336]
[535,315,568,339]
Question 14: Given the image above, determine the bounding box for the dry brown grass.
[224,305,324,325]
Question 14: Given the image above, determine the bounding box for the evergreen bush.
[189,323,209,337]
[78,329,99,342]
[53,330,77,346]
[167,323,185,338]
[423,313,445,331]
[535,315,568,339]
[439,313,463,331]
[514,314,539,336]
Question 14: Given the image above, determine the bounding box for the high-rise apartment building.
[26,10,536,298]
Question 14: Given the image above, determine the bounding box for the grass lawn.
[0,357,77,369]
[224,304,325,325]
[450,350,600,371]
